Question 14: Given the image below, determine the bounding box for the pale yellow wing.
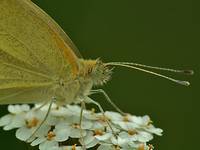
[0,0,79,104]
[24,0,83,58]
[0,87,54,104]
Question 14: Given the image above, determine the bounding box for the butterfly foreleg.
[90,89,125,115]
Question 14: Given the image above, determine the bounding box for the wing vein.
[0,61,52,80]
[0,89,29,101]
[0,28,53,75]
[0,82,53,90]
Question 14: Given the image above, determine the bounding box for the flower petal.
[97,144,113,150]
[82,131,98,148]
[39,141,59,150]
[0,114,12,127]
[95,132,112,141]
[16,127,34,141]
[54,128,69,142]
[70,128,86,138]
[31,137,46,146]
[8,104,30,114]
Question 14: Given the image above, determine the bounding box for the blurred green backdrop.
[0,0,199,149]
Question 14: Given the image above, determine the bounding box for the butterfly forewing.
[0,0,80,104]
[24,0,83,58]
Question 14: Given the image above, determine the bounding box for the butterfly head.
[79,59,112,86]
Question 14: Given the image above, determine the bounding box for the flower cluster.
[0,104,162,150]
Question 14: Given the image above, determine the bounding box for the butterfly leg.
[79,100,86,150]
[26,97,56,143]
[34,100,49,111]
[84,97,117,138]
[90,89,126,115]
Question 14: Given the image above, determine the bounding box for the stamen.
[123,116,130,122]
[47,131,56,140]
[138,144,145,150]
[91,108,96,114]
[114,145,121,150]
[98,115,110,123]
[148,144,154,150]
[94,129,104,136]
[72,123,80,129]
[26,117,39,128]
[128,129,137,135]
[147,120,153,126]
[72,144,77,150]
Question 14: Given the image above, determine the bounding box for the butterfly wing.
[0,0,79,104]
[25,0,83,58]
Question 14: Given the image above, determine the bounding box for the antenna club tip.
[180,81,190,86]
[183,70,194,75]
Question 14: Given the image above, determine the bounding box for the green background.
[0,0,199,149]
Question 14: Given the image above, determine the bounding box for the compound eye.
[88,67,93,74]
[59,80,65,86]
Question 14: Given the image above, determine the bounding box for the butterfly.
[0,0,193,119]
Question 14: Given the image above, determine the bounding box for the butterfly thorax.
[51,59,112,105]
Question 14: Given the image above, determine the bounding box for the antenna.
[105,62,193,86]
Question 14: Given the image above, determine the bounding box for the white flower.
[144,124,163,136]
[39,140,59,150]
[34,127,70,150]
[82,131,99,148]
[97,144,114,150]
[35,103,71,118]
[128,115,151,127]
[82,129,113,149]
[55,115,93,139]
[0,103,163,149]
[8,104,30,114]
[66,105,99,121]
[111,135,130,148]
[0,105,30,130]
[119,131,153,143]
[61,145,82,150]
[15,110,51,142]
[0,114,12,127]
[96,133,147,150]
